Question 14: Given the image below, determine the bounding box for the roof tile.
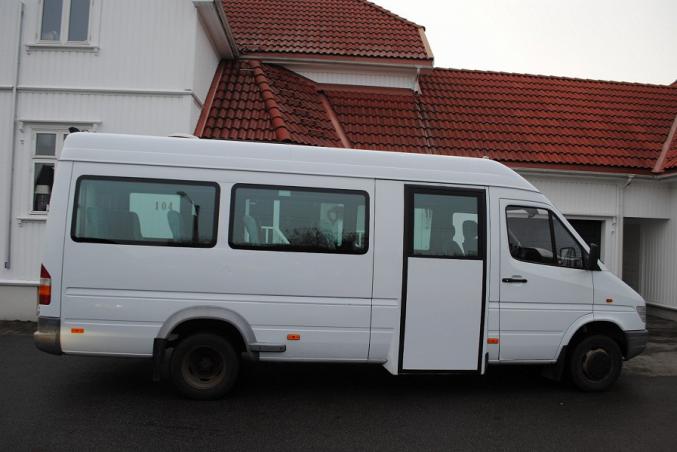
[197,61,677,173]
[222,0,430,60]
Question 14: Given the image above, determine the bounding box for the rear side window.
[72,176,219,247]
[229,184,368,254]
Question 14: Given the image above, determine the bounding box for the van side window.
[552,215,585,269]
[506,206,586,269]
[72,177,219,247]
[412,192,480,258]
[506,207,554,264]
[229,185,368,254]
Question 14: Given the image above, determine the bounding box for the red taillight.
[39,265,51,305]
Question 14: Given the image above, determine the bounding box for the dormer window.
[40,0,91,43]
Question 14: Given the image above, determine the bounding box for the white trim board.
[17,85,198,97]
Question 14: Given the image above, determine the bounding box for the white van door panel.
[60,163,374,359]
[498,199,593,361]
[400,186,487,372]
[403,258,484,369]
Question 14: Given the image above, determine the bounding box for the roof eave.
[239,52,434,69]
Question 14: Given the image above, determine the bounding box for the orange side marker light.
[71,328,85,334]
[487,338,499,345]
[287,334,300,341]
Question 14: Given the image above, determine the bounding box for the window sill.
[26,42,99,54]
[17,215,48,226]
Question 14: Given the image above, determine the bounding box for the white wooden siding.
[20,0,196,90]
[192,12,220,104]
[625,180,671,219]
[282,62,418,90]
[524,174,620,216]
[0,2,21,86]
[639,184,677,310]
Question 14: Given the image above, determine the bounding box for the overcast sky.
[379,0,677,85]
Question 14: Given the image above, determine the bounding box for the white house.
[1,0,676,321]
[0,0,236,318]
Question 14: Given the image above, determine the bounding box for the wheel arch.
[559,315,628,358]
[157,306,256,353]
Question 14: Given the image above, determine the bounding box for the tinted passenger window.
[506,207,554,264]
[412,193,480,258]
[72,177,219,247]
[553,216,584,269]
[230,185,368,254]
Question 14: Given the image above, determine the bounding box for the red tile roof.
[196,61,677,174]
[415,69,677,171]
[196,60,341,147]
[221,0,431,61]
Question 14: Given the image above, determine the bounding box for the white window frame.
[28,124,93,216]
[30,0,101,51]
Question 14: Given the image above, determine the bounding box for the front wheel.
[170,333,240,400]
[568,334,622,392]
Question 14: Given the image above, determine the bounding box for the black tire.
[568,334,622,392]
[170,333,240,400]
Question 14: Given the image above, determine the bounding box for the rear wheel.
[170,333,240,400]
[568,334,622,392]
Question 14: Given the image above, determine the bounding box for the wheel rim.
[181,345,226,389]
[581,347,612,381]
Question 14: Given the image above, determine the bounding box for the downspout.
[4,2,24,269]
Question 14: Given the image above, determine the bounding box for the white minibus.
[35,133,648,399]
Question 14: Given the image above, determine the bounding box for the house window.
[32,129,85,213]
[40,0,91,42]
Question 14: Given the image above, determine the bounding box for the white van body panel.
[592,271,646,332]
[370,180,405,370]
[37,133,647,375]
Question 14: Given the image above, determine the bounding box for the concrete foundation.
[0,285,37,321]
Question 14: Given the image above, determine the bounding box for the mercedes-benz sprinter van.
[35,133,648,399]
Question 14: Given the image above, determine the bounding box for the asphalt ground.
[1,316,676,451]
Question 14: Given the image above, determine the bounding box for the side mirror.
[588,243,600,271]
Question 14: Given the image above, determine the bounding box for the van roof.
[61,133,538,192]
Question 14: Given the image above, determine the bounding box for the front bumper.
[34,316,62,355]
[625,329,649,360]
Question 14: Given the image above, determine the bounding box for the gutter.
[212,0,239,58]
[192,0,239,59]
[239,54,433,71]
[5,2,24,270]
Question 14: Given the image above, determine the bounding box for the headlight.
[636,305,646,324]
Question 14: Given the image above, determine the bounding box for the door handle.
[502,277,528,283]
